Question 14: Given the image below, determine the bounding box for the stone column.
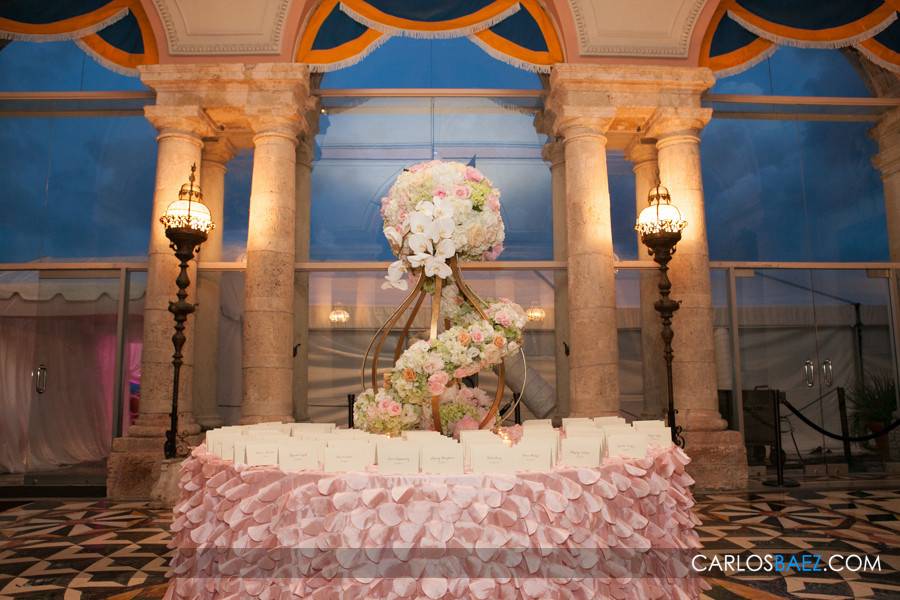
[871,108,900,461]
[192,138,235,429]
[241,113,304,424]
[556,113,620,417]
[543,139,570,417]
[107,105,212,499]
[625,140,666,418]
[292,131,314,422]
[646,107,747,488]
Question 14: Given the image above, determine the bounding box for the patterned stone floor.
[1,489,899,599]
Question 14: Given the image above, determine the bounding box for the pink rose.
[453,415,480,439]
[387,401,402,416]
[433,186,447,198]
[470,330,484,343]
[495,311,511,327]
[487,193,501,212]
[427,371,450,395]
[453,185,470,199]
[465,166,484,182]
[454,365,479,379]
[483,243,504,261]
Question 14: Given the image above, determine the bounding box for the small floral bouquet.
[381,161,505,290]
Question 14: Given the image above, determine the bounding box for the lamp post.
[636,184,687,448]
[159,163,214,459]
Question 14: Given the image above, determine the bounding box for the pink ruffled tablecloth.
[165,445,707,599]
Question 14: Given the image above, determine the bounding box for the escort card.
[377,441,420,474]
[420,443,464,474]
[404,430,443,441]
[632,420,666,430]
[278,440,324,471]
[521,429,559,464]
[644,427,673,449]
[562,417,593,427]
[323,440,372,472]
[593,416,627,427]
[246,442,279,466]
[606,432,649,459]
[471,445,521,474]
[290,422,335,436]
[560,437,601,467]
[523,419,553,428]
[517,440,554,471]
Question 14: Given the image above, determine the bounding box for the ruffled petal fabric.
[164,444,706,599]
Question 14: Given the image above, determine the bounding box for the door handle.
[33,363,48,394]
[822,360,833,387]
[802,360,815,388]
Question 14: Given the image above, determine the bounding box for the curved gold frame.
[361,257,505,432]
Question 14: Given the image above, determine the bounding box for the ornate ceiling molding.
[152,0,291,55]
[567,0,707,58]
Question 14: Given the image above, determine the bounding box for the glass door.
[24,271,120,485]
[735,269,828,469]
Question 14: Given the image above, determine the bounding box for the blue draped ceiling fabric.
[0,0,158,75]
[296,0,563,73]
[701,0,900,76]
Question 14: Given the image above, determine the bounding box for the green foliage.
[847,373,897,444]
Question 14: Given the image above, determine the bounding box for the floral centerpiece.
[353,161,527,436]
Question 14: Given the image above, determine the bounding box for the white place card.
[403,430,443,441]
[290,422,335,436]
[560,437,602,467]
[606,433,649,459]
[644,428,674,449]
[246,442,279,466]
[521,429,559,464]
[278,440,324,471]
[593,416,627,427]
[233,438,248,465]
[523,419,553,428]
[323,440,372,472]
[517,440,554,471]
[377,441,420,474]
[420,444,464,475]
[562,417,593,427]
[471,445,521,474]
[632,420,667,430]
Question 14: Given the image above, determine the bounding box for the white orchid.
[407,252,431,268]
[409,212,434,238]
[415,200,435,217]
[382,260,408,290]
[383,226,403,249]
[424,256,452,279]
[408,233,433,255]
[435,238,456,260]
[432,197,455,220]
[432,217,454,242]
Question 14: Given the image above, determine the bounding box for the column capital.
[247,109,305,144]
[551,110,616,142]
[643,107,712,143]
[144,105,216,139]
[541,139,565,167]
[201,137,237,166]
[624,138,658,169]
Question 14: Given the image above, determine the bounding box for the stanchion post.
[837,387,853,471]
[764,390,798,487]
[348,393,356,429]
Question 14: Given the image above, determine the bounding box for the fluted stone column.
[193,138,235,429]
[241,114,304,424]
[107,105,212,499]
[646,107,747,488]
[556,114,620,417]
[543,140,571,417]
[625,140,666,418]
[871,108,900,461]
[292,131,315,422]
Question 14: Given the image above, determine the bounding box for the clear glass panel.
[307,269,556,426]
[321,37,542,89]
[615,268,643,417]
[609,152,637,261]
[0,41,147,92]
[312,96,550,260]
[735,269,828,467]
[123,270,146,437]
[0,116,158,262]
[701,119,886,261]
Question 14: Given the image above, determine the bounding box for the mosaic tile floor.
[1,489,899,599]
